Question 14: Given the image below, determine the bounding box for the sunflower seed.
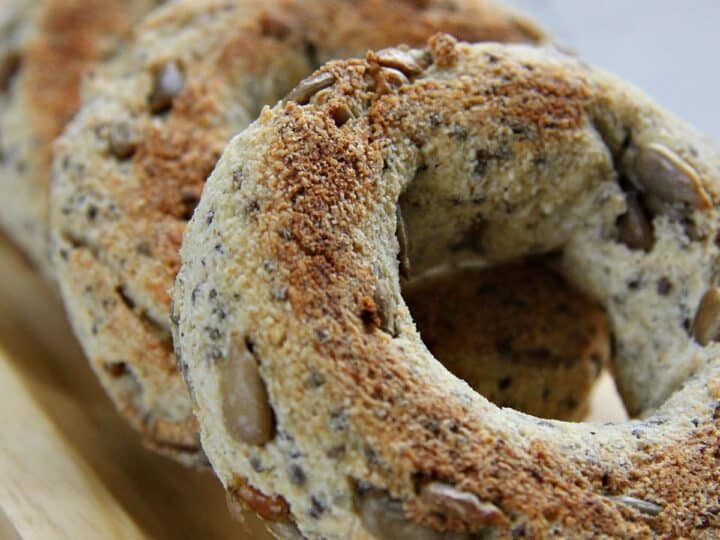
[617,192,653,251]
[641,192,666,216]
[107,122,140,159]
[149,61,184,113]
[396,204,411,278]
[384,68,410,86]
[372,47,424,77]
[374,67,410,94]
[374,278,397,336]
[692,287,720,346]
[626,143,711,209]
[221,337,275,445]
[283,72,335,105]
[421,482,506,527]
[610,495,663,516]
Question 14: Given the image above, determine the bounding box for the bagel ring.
[174,36,720,538]
[0,0,159,274]
[50,0,547,465]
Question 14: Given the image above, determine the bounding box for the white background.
[505,0,720,143]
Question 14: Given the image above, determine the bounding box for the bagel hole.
[402,258,627,422]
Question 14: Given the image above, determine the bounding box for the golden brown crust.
[174,37,720,538]
[51,0,546,468]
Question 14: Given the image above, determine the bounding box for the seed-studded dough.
[174,37,720,538]
[0,0,160,275]
[403,261,609,421]
[51,0,545,465]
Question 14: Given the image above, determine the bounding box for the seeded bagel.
[173,37,720,538]
[50,0,546,465]
[403,261,609,421]
[0,0,160,275]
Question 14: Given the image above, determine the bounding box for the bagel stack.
[49,0,610,469]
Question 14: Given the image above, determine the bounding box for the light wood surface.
[0,234,626,539]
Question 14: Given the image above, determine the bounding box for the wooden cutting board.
[0,235,626,539]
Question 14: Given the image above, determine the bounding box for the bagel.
[50,0,549,465]
[403,261,609,421]
[0,0,159,274]
[173,36,720,538]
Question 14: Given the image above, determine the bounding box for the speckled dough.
[0,0,159,275]
[50,0,545,465]
[403,261,609,421]
[174,37,720,538]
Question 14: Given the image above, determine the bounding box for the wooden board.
[0,234,626,539]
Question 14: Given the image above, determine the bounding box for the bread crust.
[51,0,546,465]
[174,37,720,538]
